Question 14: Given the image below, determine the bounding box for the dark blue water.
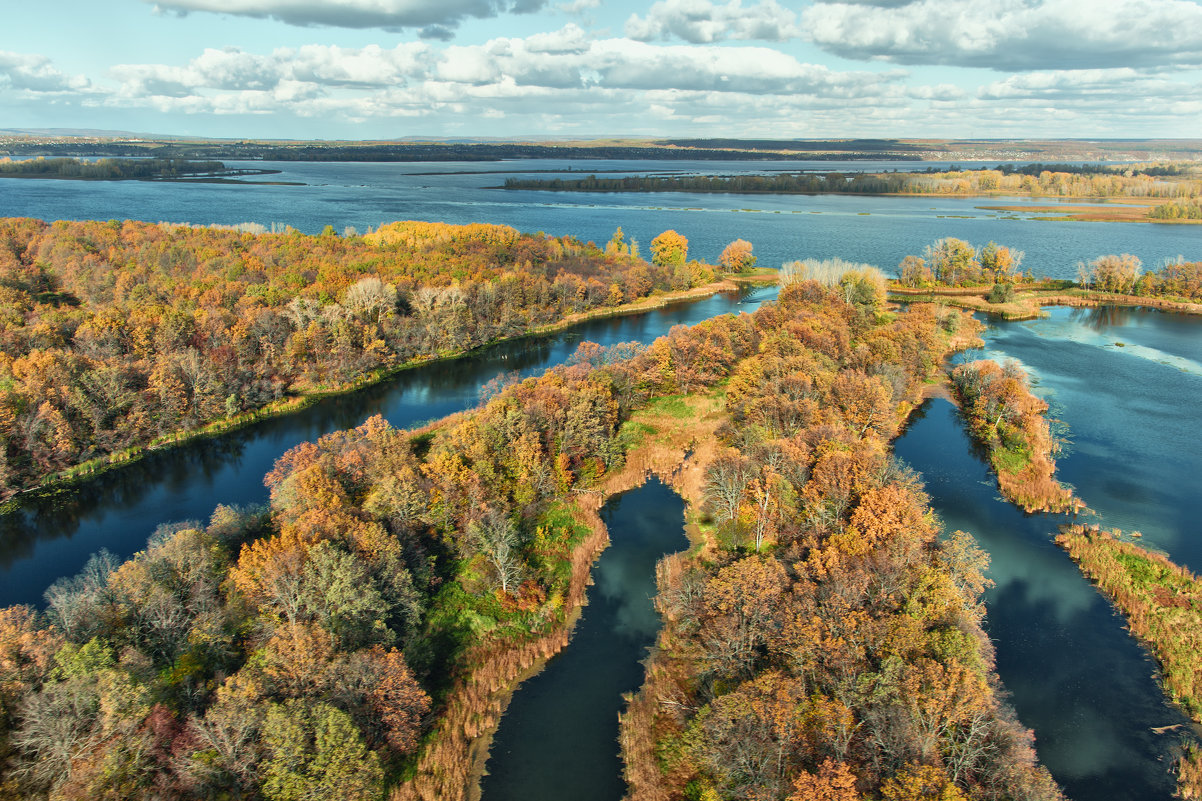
[479,478,686,801]
[2,159,1200,280]
[972,306,1202,574]
[894,400,1186,801]
[0,286,776,607]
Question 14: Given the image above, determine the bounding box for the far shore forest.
[0,213,1200,800]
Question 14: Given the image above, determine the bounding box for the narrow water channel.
[894,399,1187,801]
[479,479,687,801]
[0,289,773,607]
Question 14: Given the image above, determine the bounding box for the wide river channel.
[3,159,1200,799]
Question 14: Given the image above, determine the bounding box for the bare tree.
[467,510,523,594]
[704,455,753,525]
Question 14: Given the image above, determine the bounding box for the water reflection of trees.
[1070,304,1134,332]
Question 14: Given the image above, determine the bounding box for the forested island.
[0,272,1069,801]
[0,157,281,182]
[502,164,1202,222]
[0,219,723,499]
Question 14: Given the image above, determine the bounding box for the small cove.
[478,478,687,801]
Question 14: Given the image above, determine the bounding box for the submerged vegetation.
[1055,525,1202,798]
[0,277,1061,800]
[0,218,717,499]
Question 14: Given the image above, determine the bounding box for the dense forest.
[616,290,1061,801]
[503,164,1202,200]
[0,218,714,497]
[0,281,1059,800]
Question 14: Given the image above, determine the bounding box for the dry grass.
[393,391,727,801]
[1056,525,1202,798]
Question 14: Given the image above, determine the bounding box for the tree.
[650,230,689,269]
[897,255,932,288]
[719,239,756,273]
[467,509,524,595]
[978,241,1022,282]
[705,455,753,525]
[260,700,383,801]
[788,759,861,801]
[924,238,980,286]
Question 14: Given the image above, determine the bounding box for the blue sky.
[4,0,1202,139]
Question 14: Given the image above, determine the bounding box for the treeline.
[950,360,1077,513]
[895,238,1026,289]
[0,158,227,180]
[993,162,1190,178]
[622,296,1061,799]
[503,165,1202,199]
[1,141,908,163]
[1149,200,1202,220]
[0,218,712,496]
[1055,525,1202,798]
[1077,254,1202,301]
[0,283,1059,800]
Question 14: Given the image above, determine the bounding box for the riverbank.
[890,285,1202,320]
[8,278,742,514]
[400,388,730,801]
[949,359,1082,514]
[1055,525,1202,798]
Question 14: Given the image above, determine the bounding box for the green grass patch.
[617,419,659,451]
[991,445,1030,475]
[647,394,696,420]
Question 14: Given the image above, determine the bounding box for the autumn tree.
[924,238,981,286]
[650,229,689,269]
[719,239,757,273]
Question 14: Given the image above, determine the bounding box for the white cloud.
[0,51,90,93]
[146,0,547,31]
[626,0,798,43]
[803,0,1202,70]
[9,26,1198,138]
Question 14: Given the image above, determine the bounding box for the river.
[3,163,1201,799]
[479,479,686,801]
[3,158,1201,280]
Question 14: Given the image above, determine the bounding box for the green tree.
[261,700,382,801]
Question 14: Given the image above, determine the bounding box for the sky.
[3,0,1202,140]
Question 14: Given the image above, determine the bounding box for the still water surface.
[895,399,1187,801]
[971,306,1202,573]
[5,166,1202,799]
[479,479,686,801]
[3,158,1201,279]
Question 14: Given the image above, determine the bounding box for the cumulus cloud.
[13,25,1189,136]
[626,0,798,43]
[94,31,907,124]
[0,51,90,93]
[146,0,547,32]
[803,0,1202,70]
